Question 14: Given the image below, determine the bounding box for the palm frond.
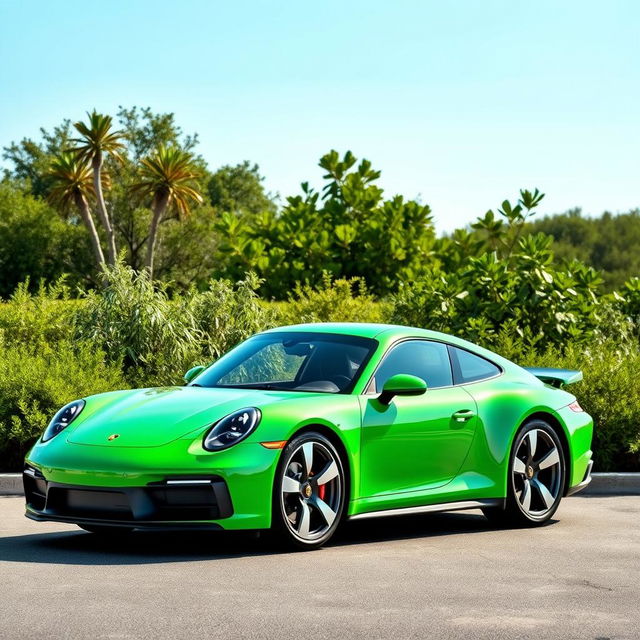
[130,146,204,218]
[71,110,125,164]
[47,152,95,211]
[47,152,110,211]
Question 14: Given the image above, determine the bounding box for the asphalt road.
[0,496,639,640]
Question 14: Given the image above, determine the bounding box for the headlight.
[203,407,261,451]
[42,399,86,442]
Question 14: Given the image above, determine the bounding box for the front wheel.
[272,432,346,550]
[484,420,565,527]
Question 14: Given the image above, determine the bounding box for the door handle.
[452,409,475,423]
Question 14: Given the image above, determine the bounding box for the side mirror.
[378,374,427,406]
[183,365,205,384]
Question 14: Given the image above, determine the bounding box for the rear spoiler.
[524,367,583,388]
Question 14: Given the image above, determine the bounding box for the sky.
[0,0,638,232]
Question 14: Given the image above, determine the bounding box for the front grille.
[146,485,221,520]
[24,475,233,523]
[47,487,134,520]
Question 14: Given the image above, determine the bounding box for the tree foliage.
[0,184,93,296]
[526,208,640,292]
[208,160,276,215]
[2,121,75,197]
[215,150,436,297]
[1,107,278,286]
[393,190,618,352]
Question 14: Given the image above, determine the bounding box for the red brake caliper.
[310,471,326,501]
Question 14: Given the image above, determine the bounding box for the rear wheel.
[484,419,565,527]
[272,432,346,550]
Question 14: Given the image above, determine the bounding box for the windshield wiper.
[189,383,290,391]
[244,384,285,391]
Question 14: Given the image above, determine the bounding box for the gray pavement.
[0,495,638,639]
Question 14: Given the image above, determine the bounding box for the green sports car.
[24,323,593,549]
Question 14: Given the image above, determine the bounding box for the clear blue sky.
[1,0,638,232]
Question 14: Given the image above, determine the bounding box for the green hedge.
[0,268,638,472]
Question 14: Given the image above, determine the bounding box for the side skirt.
[348,498,504,521]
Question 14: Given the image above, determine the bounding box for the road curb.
[0,474,23,495]
[1,472,640,497]
[584,472,640,495]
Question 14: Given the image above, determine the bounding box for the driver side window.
[369,340,453,393]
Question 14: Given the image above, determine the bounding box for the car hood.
[67,386,310,448]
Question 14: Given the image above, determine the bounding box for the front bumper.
[24,468,233,529]
[24,439,281,530]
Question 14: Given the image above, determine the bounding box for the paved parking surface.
[0,495,638,639]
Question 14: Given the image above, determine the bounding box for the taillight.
[568,401,584,412]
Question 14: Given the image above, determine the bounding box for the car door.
[359,340,477,497]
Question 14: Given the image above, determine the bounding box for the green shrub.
[214,151,436,298]
[0,182,94,297]
[391,236,612,353]
[75,263,202,386]
[186,272,278,360]
[275,274,390,325]
[0,340,127,472]
[75,264,278,385]
[0,278,80,349]
[0,265,638,473]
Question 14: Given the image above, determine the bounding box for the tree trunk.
[74,191,106,270]
[145,192,170,280]
[92,151,117,266]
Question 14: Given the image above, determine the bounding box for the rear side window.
[449,346,501,384]
[371,340,453,392]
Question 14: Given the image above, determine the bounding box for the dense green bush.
[75,263,278,386]
[75,263,202,385]
[274,274,391,325]
[0,183,94,296]
[619,277,640,331]
[0,340,127,470]
[0,278,79,349]
[215,151,436,298]
[0,264,639,472]
[391,246,607,351]
[0,285,638,472]
[186,272,278,360]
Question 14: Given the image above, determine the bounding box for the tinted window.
[192,332,377,393]
[371,340,452,392]
[450,346,501,384]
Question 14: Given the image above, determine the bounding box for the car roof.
[262,322,461,343]
[262,322,425,339]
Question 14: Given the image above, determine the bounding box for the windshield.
[190,331,378,393]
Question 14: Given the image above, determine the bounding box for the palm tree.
[130,146,203,279]
[72,110,125,266]
[47,152,106,269]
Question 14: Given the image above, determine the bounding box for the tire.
[78,524,134,536]
[483,419,566,527]
[271,431,346,550]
